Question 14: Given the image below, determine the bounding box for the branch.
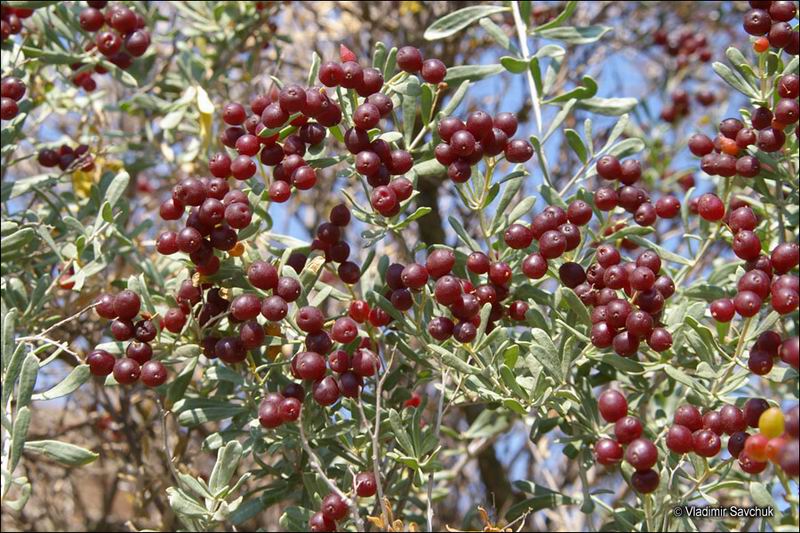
[511,1,542,136]
[298,410,365,531]
[426,366,449,532]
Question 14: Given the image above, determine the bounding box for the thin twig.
[426,365,449,532]
[157,398,182,488]
[511,1,542,136]
[371,349,395,527]
[20,303,97,340]
[298,410,365,531]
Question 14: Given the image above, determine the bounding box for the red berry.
[630,469,660,493]
[141,360,167,387]
[666,425,694,454]
[697,193,724,221]
[614,416,643,444]
[625,438,658,471]
[396,46,423,72]
[598,389,627,423]
[87,350,115,376]
[321,492,348,522]
[113,290,141,320]
[421,58,447,84]
[596,155,622,180]
[113,357,141,385]
[355,472,377,497]
[674,404,703,432]
[744,398,770,428]
[595,438,624,465]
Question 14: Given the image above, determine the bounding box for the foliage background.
[1,1,798,532]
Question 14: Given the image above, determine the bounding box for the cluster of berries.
[652,27,713,70]
[580,246,676,355]
[307,204,362,284]
[744,1,800,55]
[594,390,661,493]
[0,75,26,121]
[89,290,167,387]
[434,111,533,183]
[0,3,36,41]
[745,329,799,377]
[36,143,95,173]
[689,104,798,180]
[667,401,798,476]
[156,176,252,276]
[324,46,429,216]
[73,1,150,91]
[650,27,716,123]
[593,155,683,225]
[693,195,800,318]
[213,84,338,200]
[308,472,377,532]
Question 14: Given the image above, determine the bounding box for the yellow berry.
[758,407,785,438]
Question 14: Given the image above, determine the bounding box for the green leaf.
[17,353,38,408]
[372,42,387,72]
[177,405,247,427]
[529,329,562,380]
[576,97,638,115]
[606,137,645,158]
[21,46,84,64]
[543,99,577,142]
[448,215,481,250]
[464,409,511,439]
[389,408,416,455]
[626,235,692,265]
[402,76,420,147]
[712,61,760,100]
[306,51,321,88]
[4,482,31,511]
[166,356,198,409]
[424,5,510,40]
[560,287,591,326]
[664,365,708,395]
[429,345,480,374]
[534,25,611,45]
[209,440,243,495]
[412,158,446,180]
[507,480,574,520]
[506,195,537,225]
[543,75,597,104]
[500,365,527,399]
[750,481,774,508]
[441,81,470,116]
[2,307,18,372]
[597,352,644,373]
[10,406,31,472]
[167,487,209,518]
[480,17,515,51]
[565,129,587,163]
[444,64,505,85]
[500,56,528,74]
[24,440,98,466]
[32,365,91,401]
[420,83,433,123]
[533,1,577,31]
[1,227,36,252]
[491,168,526,232]
[105,171,130,210]
[2,344,25,407]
